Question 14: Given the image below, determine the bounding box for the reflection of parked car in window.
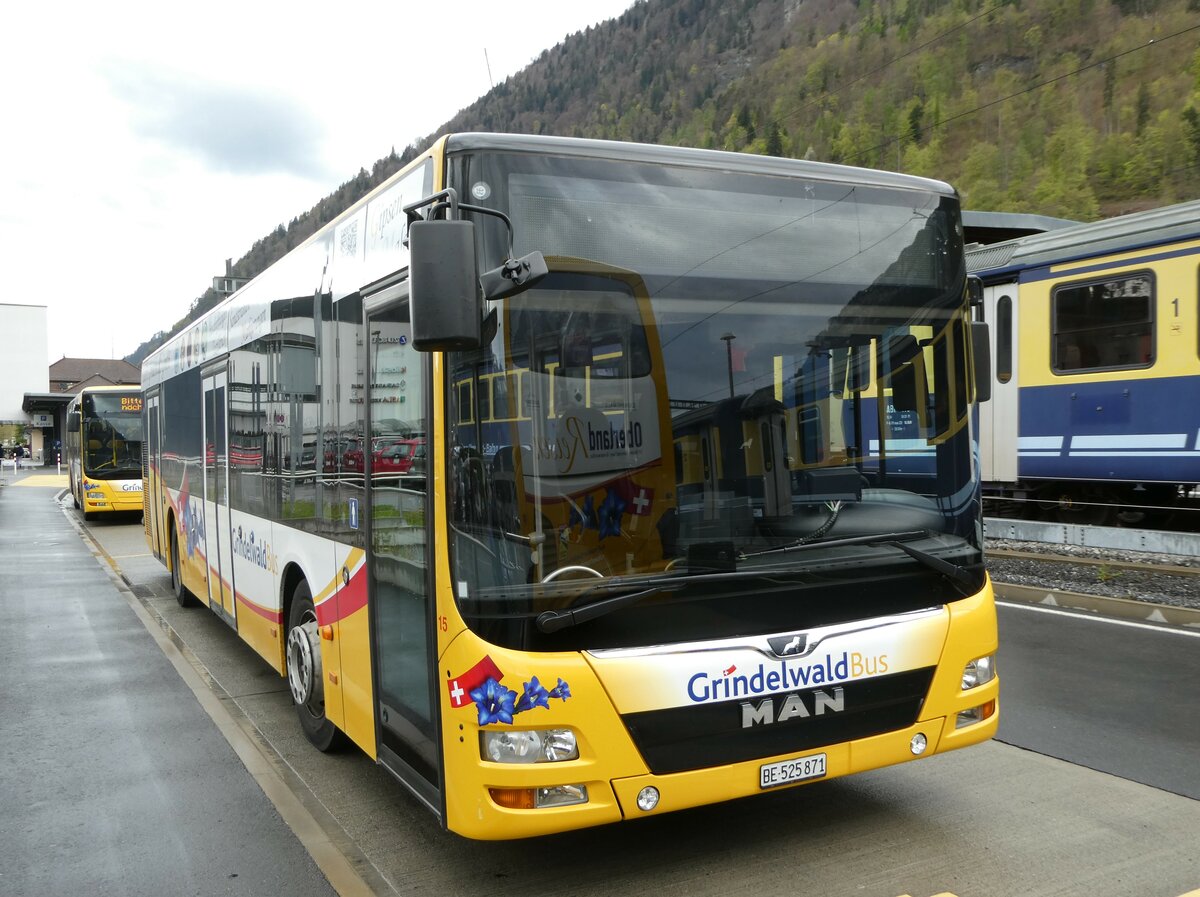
[375,439,425,474]
[342,439,366,472]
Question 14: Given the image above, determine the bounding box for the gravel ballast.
[985,539,1200,611]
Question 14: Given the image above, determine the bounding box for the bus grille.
[620,668,935,775]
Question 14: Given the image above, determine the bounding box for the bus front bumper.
[452,694,997,839]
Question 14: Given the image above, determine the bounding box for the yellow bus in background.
[141,133,998,840]
[65,385,144,520]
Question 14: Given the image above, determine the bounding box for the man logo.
[742,687,845,728]
[768,633,808,657]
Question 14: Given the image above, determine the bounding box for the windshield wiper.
[535,565,812,633]
[536,583,685,633]
[749,529,978,590]
[874,538,979,591]
[741,529,928,559]
[534,531,978,632]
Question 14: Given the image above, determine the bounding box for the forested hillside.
[127,0,1200,365]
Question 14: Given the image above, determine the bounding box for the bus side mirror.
[971,321,992,403]
[967,275,984,314]
[408,219,483,351]
[480,251,548,303]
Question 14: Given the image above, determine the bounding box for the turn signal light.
[489,788,536,809]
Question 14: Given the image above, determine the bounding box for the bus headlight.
[481,728,578,763]
[962,654,995,690]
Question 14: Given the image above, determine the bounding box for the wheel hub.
[287,619,322,706]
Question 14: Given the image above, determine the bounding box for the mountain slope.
[127,0,1200,364]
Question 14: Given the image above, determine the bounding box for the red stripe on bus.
[314,566,368,627]
[236,592,283,624]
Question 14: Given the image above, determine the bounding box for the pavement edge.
[59,499,399,897]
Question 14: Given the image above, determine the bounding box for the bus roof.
[444,133,958,197]
[144,133,962,388]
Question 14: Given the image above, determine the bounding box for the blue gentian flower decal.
[515,676,551,712]
[460,667,571,726]
[568,494,597,532]
[597,488,625,538]
[471,677,517,726]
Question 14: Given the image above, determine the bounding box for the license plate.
[759,753,827,789]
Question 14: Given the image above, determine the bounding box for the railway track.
[985,534,1200,611]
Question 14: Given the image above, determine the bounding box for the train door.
[202,366,237,625]
[363,288,441,814]
[979,283,1019,485]
[145,390,164,558]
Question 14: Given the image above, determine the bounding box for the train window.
[996,296,1013,384]
[1051,272,1154,373]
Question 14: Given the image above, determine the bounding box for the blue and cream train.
[967,200,1200,524]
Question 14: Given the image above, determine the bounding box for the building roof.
[48,357,141,392]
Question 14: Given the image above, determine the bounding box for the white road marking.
[997,600,1200,638]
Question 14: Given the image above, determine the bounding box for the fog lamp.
[956,700,997,729]
[535,784,588,808]
[910,732,928,755]
[636,786,660,812]
[962,654,996,690]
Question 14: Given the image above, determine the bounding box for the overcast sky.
[0,0,633,362]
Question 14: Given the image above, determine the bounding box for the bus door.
[202,367,237,625]
[145,390,163,559]
[363,293,441,810]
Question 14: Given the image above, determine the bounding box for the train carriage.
[967,200,1200,524]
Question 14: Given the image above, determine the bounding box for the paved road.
[0,471,337,897]
[996,600,1200,799]
[23,473,1200,897]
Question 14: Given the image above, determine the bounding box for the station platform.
[0,468,337,897]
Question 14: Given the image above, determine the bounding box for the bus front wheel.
[286,581,345,752]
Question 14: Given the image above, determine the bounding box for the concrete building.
[0,303,50,462]
[0,305,144,466]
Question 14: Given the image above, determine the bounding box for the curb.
[58,500,395,897]
[993,580,1200,629]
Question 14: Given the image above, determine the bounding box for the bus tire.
[286,581,345,752]
[170,524,198,608]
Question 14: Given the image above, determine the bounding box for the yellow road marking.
[11,474,69,488]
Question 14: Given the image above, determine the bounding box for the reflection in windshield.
[446,152,982,649]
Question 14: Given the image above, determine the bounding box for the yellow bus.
[65,385,144,520]
[142,133,998,840]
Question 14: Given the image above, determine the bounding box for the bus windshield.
[82,393,143,479]
[447,150,980,651]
